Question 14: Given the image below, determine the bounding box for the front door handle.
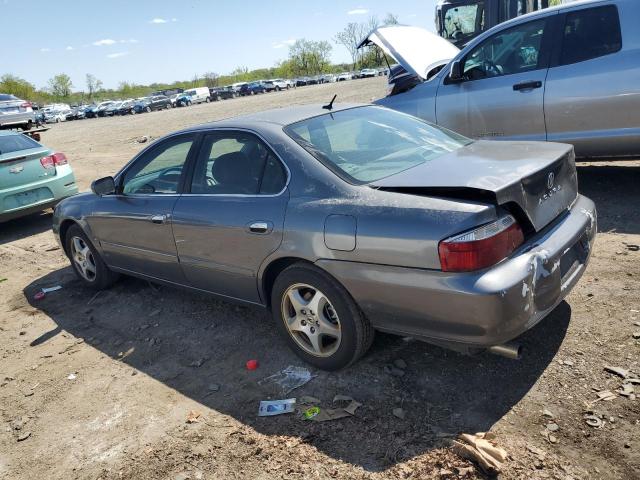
[150,214,167,224]
[513,80,542,91]
[248,221,272,234]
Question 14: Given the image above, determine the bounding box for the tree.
[203,72,219,88]
[48,74,73,98]
[334,23,366,70]
[86,74,102,99]
[288,39,332,76]
[0,74,36,99]
[382,13,399,25]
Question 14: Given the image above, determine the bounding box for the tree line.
[0,12,399,104]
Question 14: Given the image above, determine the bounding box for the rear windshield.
[0,94,18,102]
[0,134,41,155]
[284,106,471,184]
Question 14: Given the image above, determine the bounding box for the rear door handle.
[150,214,167,224]
[513,81,542,91]
[248,221,272,234]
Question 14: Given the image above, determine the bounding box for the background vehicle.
[240,82,267,95]
[0,94,35,130]
[53,104,595,370]
[208,88,220,101]
[182,87,210,104]
[85,101,114,118]
[262,81,278,92]
[213,86,237,100]
[133,96,171,113]
[336,72,352,81]
[360,68,377,78]
[0,130,77,222]
[372,0,640,158]
[45,109,70,123]
[115,100,135,115]
[436,0,552,47]
[269,79,291,90]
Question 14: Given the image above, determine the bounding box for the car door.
[436,14,555,141]
[87,133,199,282]
[172,130,289,303]
[544,3,639,157]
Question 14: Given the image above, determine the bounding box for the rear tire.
[205,97,210,103]
[145,106,151,113]
[271,263,374,370]
[65,224,119,290]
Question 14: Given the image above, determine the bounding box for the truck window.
[443,2,486,43]
[559,5,622,66]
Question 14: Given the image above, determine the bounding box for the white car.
[337,72,353,81]
[182,87,211,105]
[44,109,70,123]
[269,79,292,91]
[360,68,377,78]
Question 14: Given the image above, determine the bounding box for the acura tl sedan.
[53,104,596,370]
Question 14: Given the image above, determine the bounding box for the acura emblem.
[9,166,24,174]
[547,172,555,190]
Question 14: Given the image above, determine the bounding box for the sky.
[0,0,437,91]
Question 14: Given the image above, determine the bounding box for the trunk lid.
[357,25,459,80]
[0,146,52,190]
[370,140,578,232]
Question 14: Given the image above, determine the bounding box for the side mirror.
[449,60,463,82]
[91,176,116,196]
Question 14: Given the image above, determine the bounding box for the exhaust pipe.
[488,342,522,360]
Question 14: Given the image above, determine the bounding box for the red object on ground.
[246,359,259,370]
[33,291,46,301]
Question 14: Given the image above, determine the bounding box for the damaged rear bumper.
[317,194,596,349]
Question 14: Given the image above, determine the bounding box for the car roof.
[189,103,367,130]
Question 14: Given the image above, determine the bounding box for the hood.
[358,25,459,80]
[371,140,578,232]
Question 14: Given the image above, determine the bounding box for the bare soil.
[1,77,639,480]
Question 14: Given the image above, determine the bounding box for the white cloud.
[40,48,51,52]
[65,46,74,51]
[272,38,296,49]
[120,38,138,44]
[150,17,167,23]
[347,7,368,15]
[93,38,116,46]
[171,18,178,22]
[107,51,129,59]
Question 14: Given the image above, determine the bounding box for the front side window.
[122,136,194,194]
[463,18,547,80]
[442,2,485,43]
[285,106,471,184]
[190,132,287,195]
[559,6,621,66]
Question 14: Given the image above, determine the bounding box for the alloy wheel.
[281,283,341,357]
[70,236,97,282]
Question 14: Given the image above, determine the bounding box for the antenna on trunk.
[322,94,337,110]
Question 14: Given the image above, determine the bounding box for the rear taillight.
[40,152,68,169]
[438,215,524,272]
[21,102,32,109]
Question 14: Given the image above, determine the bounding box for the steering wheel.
[482,60,502,77]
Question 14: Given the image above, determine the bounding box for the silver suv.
[366,0,639,159]
[0,94,36,130]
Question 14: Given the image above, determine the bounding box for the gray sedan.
[53,104,596,370]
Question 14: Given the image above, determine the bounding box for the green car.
[0,130,78,222]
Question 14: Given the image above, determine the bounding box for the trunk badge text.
[9,166,24,174]
[539,172,561,205]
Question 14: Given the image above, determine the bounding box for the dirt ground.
[1,77,639,480]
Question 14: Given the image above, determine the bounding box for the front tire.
[65,224,119,290]
[271,263,374,370]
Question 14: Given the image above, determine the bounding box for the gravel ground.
[0,77,639,480]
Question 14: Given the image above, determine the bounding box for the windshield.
[441,2,486,43]
[284,106,471,184]
[0,134,40,155]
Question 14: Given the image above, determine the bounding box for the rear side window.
[560,6,621,66]
[0,134,40,155]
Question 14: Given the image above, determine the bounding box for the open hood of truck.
[358,25,459,80]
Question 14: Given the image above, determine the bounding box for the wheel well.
[261,257,313,309]
[58,219,78,255]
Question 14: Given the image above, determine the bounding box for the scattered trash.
[33,285,62,300]
[595,390,617,402]
[186,410,202,423]
[617,383,635,397]
[584,414,604,428]
[17,431,31,442]
[546,423,559,432]
[137,135,149,143]
[259,365,314,394]
[452,432,507,475]
[258,398,296,417]
[625,244,639,251]
[632,332,640,339]
[604,366,629,378]
[303,406,320,420]
[246,359,259,371]
[309,395,361,422]
[526,444,547,458]
[67,373,77,380]
[542,409,554,418]
[392,408,406,420]
[0,278,7,283]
